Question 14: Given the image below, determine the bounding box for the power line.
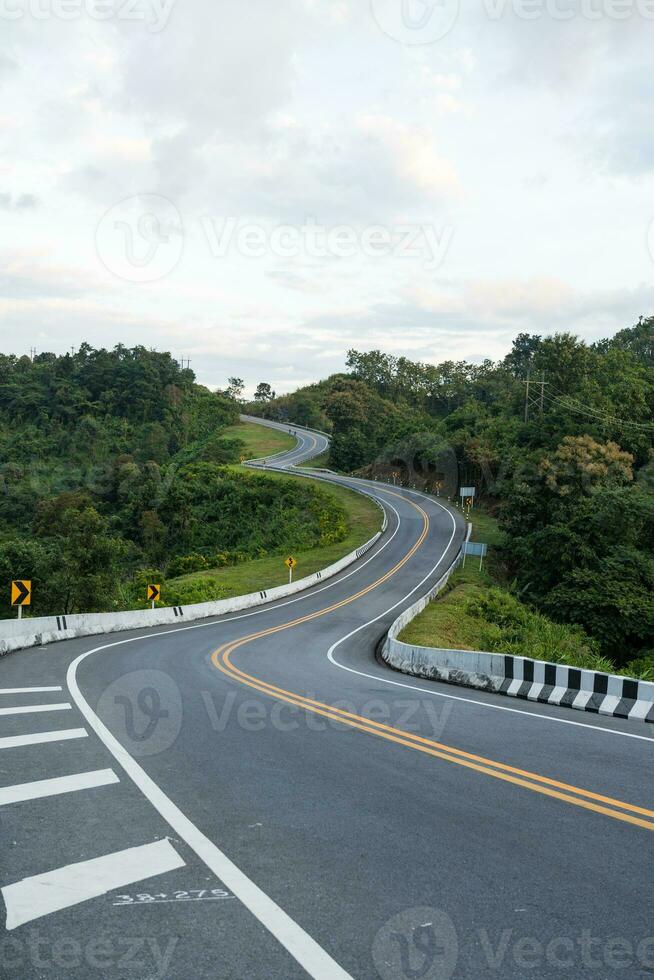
[540,386,654,431]
[545,385,654,429]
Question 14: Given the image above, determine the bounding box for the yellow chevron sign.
[147,584,161,603]
[11,580,31,606]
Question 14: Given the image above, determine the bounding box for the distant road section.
[239,413,330,467]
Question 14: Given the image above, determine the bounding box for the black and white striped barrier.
[499,656,654,722]
[380,524,654,725]
[383,615,654,725]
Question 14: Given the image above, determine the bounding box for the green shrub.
[622,654,654,681]
[163,576,231,606]
[167,553,209,577]
[464,588,606,670]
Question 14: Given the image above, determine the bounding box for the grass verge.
[222,420,295,460]
[398,507,501,651]
[297,449,332,469]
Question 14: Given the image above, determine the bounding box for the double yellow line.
[211,490,654,833]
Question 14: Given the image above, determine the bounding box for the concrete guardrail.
[381,528,654,724]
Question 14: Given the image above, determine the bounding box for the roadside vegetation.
[297,449,331,470]
[0,349,378,617]
[249,317,654,674]
[399,506,653,680]
[164,476,380,603]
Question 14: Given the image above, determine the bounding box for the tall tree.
[226,377,245,401]
[254,382,275,402]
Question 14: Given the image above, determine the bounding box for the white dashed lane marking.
[0,768,119,806]
[0,703,71,716]
[0,728,88,750]
[2,839,185,930]
[0,694,188,930]
[0,687,63,694]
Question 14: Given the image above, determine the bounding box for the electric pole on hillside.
[522,373,547,422]
[524,372,530,423]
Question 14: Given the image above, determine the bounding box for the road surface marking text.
[2,839,185,930]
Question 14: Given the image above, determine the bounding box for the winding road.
[0,420,652,980]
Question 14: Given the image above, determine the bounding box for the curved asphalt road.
[239,413,331,467]
[0,420,653,980]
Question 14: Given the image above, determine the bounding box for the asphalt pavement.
[0,421,652,980]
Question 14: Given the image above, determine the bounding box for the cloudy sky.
[1,0,654,394]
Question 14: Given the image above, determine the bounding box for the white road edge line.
[67,657,354,980]
[0,768,118,806]
[330,650,654,742]
[0,686,63,694]
[325,490,654,745]
[0,703,71,717]
[2,838,185,931]
[0,729,88,750]
[247,462,652,744]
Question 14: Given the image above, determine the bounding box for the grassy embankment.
[399,506,503,651]
[221,420,296,459]
[166,422,380,600]
[297,449,331,469]
[397,503,644,676]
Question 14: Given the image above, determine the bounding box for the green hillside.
[249,318,654,671]
[0,347,373,617]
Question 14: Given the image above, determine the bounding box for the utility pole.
[524,372,530,423]
[522,373,547,422]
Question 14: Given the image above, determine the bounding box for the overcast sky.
[1,0,653,394]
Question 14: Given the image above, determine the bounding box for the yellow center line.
[210,489,654,833]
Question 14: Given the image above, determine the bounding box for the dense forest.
[249,317,654,671]
[0,345,348,615]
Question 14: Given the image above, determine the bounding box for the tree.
[499,437,653,662]
[606,316,654,367]
[30,494,130,614]
[254,382,275,402]
[539,436,633,496]
[503,333,542,378]
[140,510,167,564]
[226,377,245,401]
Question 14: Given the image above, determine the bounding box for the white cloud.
[0,0,651,393]
[358,115,462,199]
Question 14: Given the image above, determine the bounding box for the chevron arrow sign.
[11,580,31,607]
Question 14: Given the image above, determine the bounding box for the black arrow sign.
[12,581,30,605]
